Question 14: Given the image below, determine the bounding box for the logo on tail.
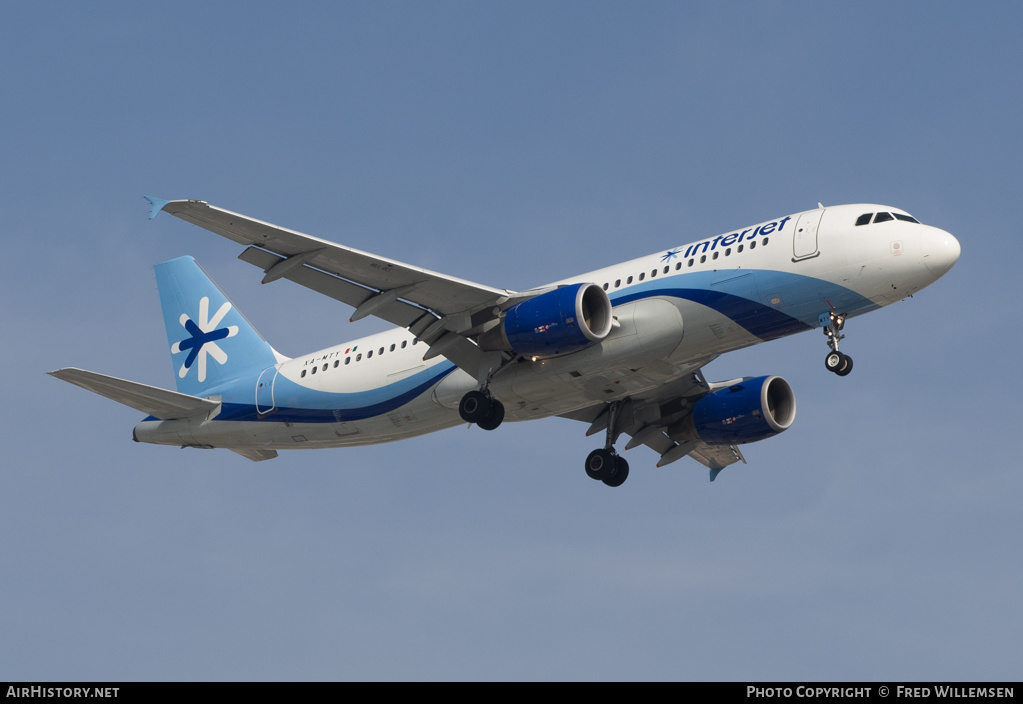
[170,296,239,382]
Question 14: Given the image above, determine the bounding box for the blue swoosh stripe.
[216,364,457,423]
[612,287,810,341]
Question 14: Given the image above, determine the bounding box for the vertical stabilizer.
[155,256,279,396]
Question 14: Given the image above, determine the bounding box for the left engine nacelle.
[692,375,796,445]
[479,283,614,358]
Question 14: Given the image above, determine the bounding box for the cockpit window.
[855,213,872,226]
[893,212,921,224]
[873,212,894,223]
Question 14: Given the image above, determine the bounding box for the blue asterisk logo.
[660,248,681,263]
[170,297,238,382]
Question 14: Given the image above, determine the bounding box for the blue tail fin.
[155,256,279,396]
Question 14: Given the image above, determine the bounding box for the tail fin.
[155,256,280,396]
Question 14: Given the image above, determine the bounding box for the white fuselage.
[134,203,960,451]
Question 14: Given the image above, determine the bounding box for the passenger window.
[687,259,693,267]
[379,347,384,355]
[725,248,731,256]
[401,340,407,349]
[627,276,633,284]
[614,279,621,288]
[311,366,317,375]
[712,251,719,260]
[650,269,656,278]
[762,237,769,246]
[345,357,351,365]
[700,255,706,263]
[874,212,894,223]
[677,262,683,270]
[638,273,645,281]
[322,364,328,371]
[855,213,872,226]
[356,353,362,361]
[603,283,608,290]
[301,369,307,378]
[663,266,669,274]
[367,350,373,358]
[334,360,339,368]
[390,344,396,352]
[750,241,756,249]
[738,244,744,252]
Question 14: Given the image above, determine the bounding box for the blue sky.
[3,1,1021,681]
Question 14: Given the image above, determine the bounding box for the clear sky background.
[2,1,1020,681]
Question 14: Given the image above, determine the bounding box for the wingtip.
[144,195,171,220]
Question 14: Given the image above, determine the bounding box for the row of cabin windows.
[600,237,770,290]
[855,211,921,226]
[300,339,418,377]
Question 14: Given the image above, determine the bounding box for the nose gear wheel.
[820,311,854,376]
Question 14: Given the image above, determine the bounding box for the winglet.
[144,195,171,220]
[709,467,724,482]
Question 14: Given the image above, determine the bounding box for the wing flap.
[231,448,279,462]
[49,368,219,420]
[238,246,485,373]
[688,443,746,480]
[238,246,427,329]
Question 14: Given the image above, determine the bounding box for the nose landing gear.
[820,311,853,376]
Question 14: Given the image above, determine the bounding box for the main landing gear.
[584,400,630,488]
[820,311,853,377]
[585,448,629,488]
[459,390,505,431]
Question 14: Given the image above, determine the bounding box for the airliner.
[50,198,960,486]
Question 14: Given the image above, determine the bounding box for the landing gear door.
[792,209,824,261]
[256,366,278,415]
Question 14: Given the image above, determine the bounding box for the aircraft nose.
[922,227,961,276]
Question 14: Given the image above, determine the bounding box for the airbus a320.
[51,198,960,486]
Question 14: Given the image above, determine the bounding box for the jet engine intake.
[692,375,796,444]
[479,283,613,358]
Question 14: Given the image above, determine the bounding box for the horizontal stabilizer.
[48,368,219,420]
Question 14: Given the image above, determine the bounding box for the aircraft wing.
[148,197,518,374]
[559,367,746,481]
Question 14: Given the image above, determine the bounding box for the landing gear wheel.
[825,350,846,373]
[603,455,630,487]
[459,390,490,424]
[476,399,505,431]
[835,354,853,376]
[585,448,616,481]
[820,311,853,377]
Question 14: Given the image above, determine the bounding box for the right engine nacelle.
[692,375,796,445]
